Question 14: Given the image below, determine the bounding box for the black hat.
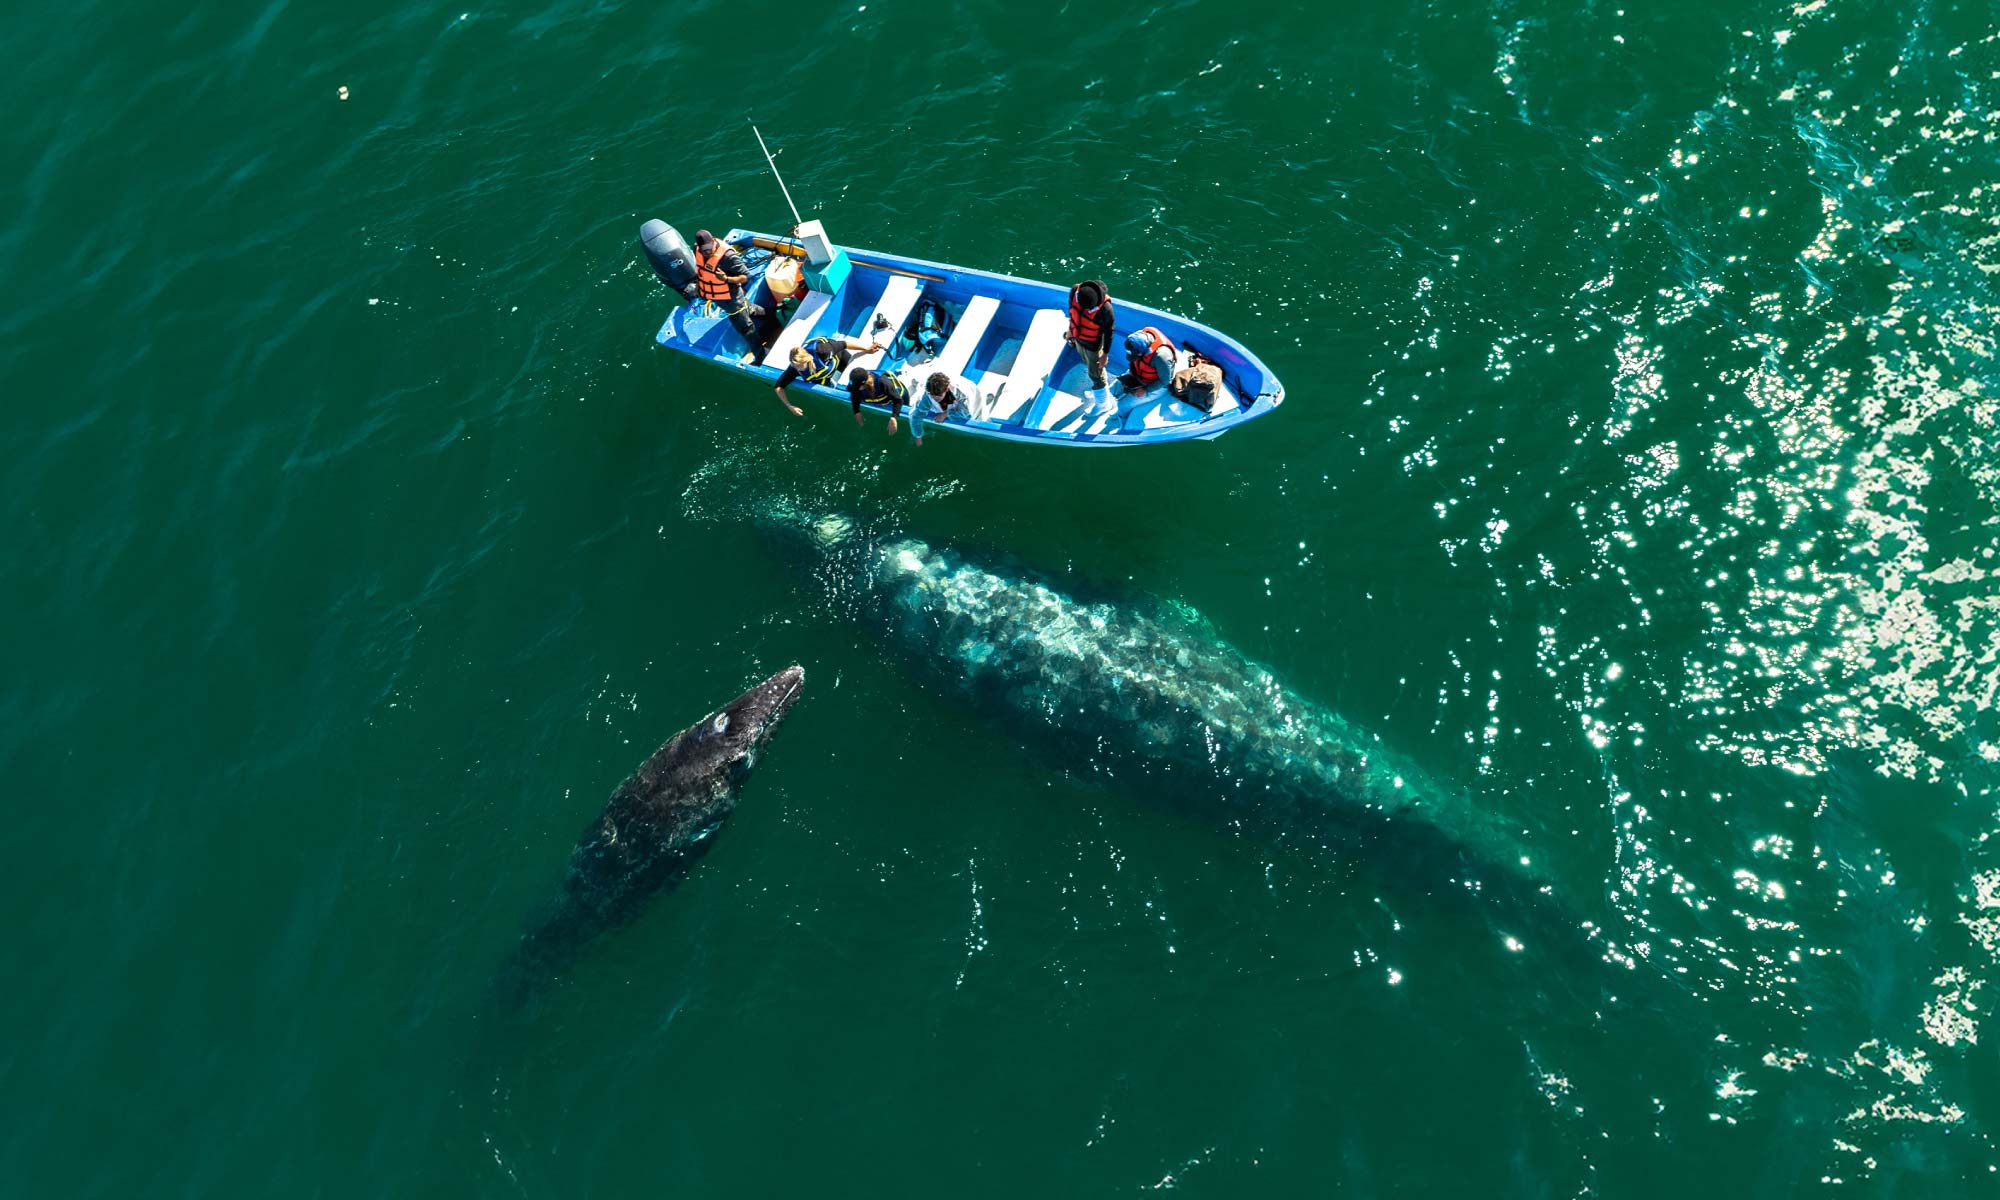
[695,229,715,247]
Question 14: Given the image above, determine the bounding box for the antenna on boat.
[749,123,805,229]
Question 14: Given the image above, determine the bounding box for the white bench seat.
[848,274,925,373]
[762,290,834,368]
[931,295,999,377]
[975,309,1069,424]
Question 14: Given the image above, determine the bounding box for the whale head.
[700,664,806,777]
[637,665,806,824]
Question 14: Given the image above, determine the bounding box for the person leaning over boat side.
[1065,279,1115,391]
[847,365,911,435]
[1118,326,1179,398]
[911,371,972,446]
[770,334,883,417]
[693,229,774,358]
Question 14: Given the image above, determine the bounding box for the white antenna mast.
[750,123,805,228]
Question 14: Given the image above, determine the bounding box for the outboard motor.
[639,219,698,300]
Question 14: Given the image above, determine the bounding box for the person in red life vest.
[1065,279,1115,390]
[692,229,774,358]
[1118,326,1178,397]
[847,365,912,436]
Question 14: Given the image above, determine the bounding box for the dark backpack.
[898,298,956,357]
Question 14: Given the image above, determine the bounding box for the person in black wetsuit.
[770,334,882,416]
[847,366,911,435]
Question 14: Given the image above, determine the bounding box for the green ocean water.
[8,0,2000,1193]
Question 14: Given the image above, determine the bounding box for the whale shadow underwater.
[495,666,805,1013]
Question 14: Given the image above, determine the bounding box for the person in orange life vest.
[1118,326,1178,397]
[692,229,773,357]
[1065,279,1115,390]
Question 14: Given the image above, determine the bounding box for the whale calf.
[786,512,1545,888]
[501,666,805,1004]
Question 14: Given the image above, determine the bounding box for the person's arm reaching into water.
[771,362,805,416]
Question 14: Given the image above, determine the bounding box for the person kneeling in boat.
[911,371,972,446]
[847,366,911,435]
[693,229,774,359]
[771,334,883,417]
[1117,326,1178,398]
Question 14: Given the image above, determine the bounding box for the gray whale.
[500,666,804,1005]
[791,512,1547,889]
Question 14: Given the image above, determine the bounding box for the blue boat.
[639,221,1285,447]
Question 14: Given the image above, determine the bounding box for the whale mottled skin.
[501,666,804,1004]
[789,512,1546,888]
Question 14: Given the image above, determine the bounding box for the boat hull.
[649,229,1284,448]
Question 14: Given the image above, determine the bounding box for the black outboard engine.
[639,219,698,301]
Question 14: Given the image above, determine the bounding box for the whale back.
[869,538,1549,886]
